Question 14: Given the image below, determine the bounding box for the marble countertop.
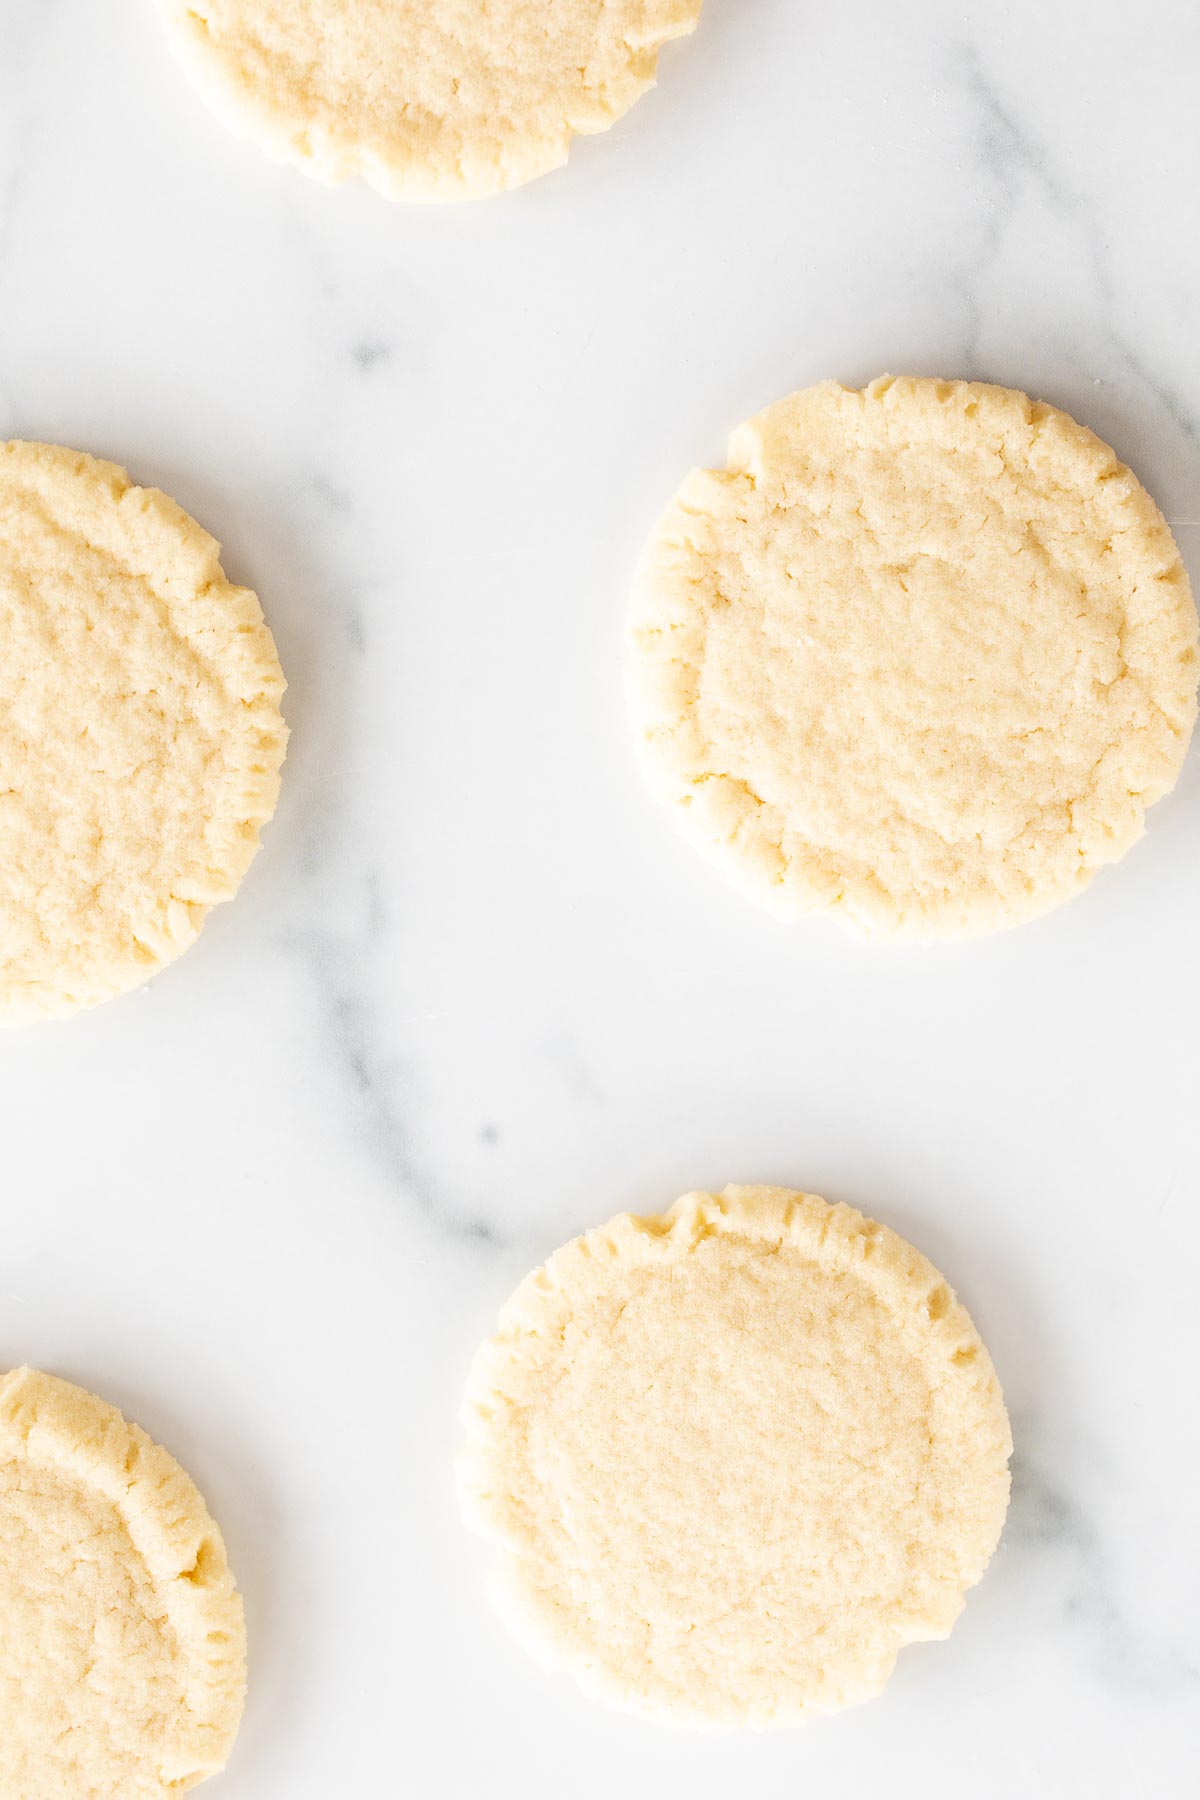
[2,2,1198,1794]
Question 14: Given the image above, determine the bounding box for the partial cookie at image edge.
[155,0,704,202]
[0,440,288,1023]
[0,1366,246,1796]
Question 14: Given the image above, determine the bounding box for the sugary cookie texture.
[461,1185,1012,1726]
[158,0,703,201]
[629,377,1198,939]
[0,441,287,1021]
[0,1367,246,1796]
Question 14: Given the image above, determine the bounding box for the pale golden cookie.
[0,1367,246,1796]
[0,441,287,1022]
[629,377,1198,939]
[157,0,703,202]
[460,1185,1011,1727]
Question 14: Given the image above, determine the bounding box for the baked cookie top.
[629,377,1198,938]
[0,1367,246,1796]
[460,1185,1012,1726]
[0,442,287,1021]
[158,0,703,201]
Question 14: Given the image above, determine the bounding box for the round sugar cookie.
[0,1367,246,1796]
[0,441,287,1022]
[157,0,703,202]
[460,1185,1012,1727]
[628,376,1198,939]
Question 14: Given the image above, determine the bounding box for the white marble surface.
[2,1,1199,1793]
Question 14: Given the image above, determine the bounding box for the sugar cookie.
[460,1185,1011,1726]
[0,1367,246,1796]
[629,377,1198,938]
[157,0,703,201]
[0,441,287,1021]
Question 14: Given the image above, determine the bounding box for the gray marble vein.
[292,874,507,1248]
[1009,1451,1198,1694]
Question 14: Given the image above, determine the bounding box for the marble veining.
[293,872,506,1246]
[1008,1451,1197,1694]
[1,2,1198,1796]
